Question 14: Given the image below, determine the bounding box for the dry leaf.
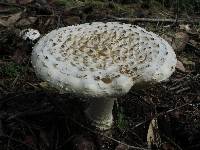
[179,24,191,32]
[181,57,195,65]
[39,82,49,89]
[176,60,186,72]
[16,17,37,26]
[115,144,128,150]
[0,19,9,27]
[173,32,189,51]
[162,32,189,52]
[7,12,22,25]
[189,39,198,47]
[0,12,22,27]
[147,118,161,149]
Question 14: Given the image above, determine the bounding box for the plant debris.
[0,0,200,150]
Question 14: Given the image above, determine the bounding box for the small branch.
[71,118,149,150]
[48,98,148,150]
[131,102,190,130]
[175,87,190,94]
[108,15,200,24]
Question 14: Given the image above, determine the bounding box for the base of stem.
[85,98,116,130]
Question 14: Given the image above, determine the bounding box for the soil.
[0,0,200,150]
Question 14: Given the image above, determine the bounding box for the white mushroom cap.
[20,28,40,41]
[31,22,177,97]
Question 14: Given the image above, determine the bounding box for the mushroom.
[20,28,41,41]
[31,22,177,130]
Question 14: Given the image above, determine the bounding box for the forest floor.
[0,0,200,150]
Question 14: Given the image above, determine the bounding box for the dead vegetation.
[0,0,200,150]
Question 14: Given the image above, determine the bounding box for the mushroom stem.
[85,98,116,130]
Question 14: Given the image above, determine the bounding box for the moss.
[115,106,128,130]
[0,62,25,78]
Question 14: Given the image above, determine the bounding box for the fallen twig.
[108,15,200,24]
[131,102,191,130]
[70,118,149,150]
[47,97,148,150]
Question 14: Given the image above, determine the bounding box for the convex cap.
[31,22,177,97]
